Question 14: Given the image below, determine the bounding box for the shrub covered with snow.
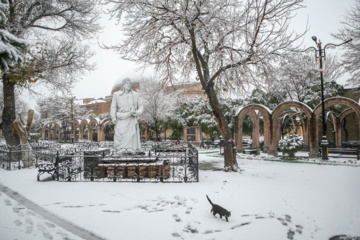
[278,134,304,157]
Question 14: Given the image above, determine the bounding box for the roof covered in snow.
[87,99,106,105]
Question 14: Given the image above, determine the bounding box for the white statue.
[110,78,143,152]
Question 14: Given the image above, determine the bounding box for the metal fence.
[1,141,199,183]
[0,145,34,170]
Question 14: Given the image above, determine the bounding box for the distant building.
[80,80,206,116]
[165,82,207,99]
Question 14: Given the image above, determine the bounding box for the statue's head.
[121,78,131,92]
[122,78,131,86]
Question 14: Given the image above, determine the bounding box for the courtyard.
[0,1,359,240]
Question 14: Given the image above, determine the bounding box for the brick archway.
[339,108,355,123]
[79,119,89,140]
[268,101,314,157]
[41,125,47,139]
[88,119,99,142]
[278,110,309,150]
[236,97,360,158]
[313,97,360,150]
[236,104,271,153]
[99,118,113,142]
[42,122,61,140]
[73,120,80,140]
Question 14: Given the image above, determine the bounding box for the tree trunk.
[13,110,35,168]
[1,74,20,147]
[187,26,237,171]
[205,82,238,171]
[154,121,161,141]
[1,74,23,167]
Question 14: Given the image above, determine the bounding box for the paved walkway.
[0,183,105,240]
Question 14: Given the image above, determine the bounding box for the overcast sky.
[72,0,356,100]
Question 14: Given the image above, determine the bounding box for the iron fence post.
[18,147,21,169]
[56,150,60,181]
[9,147,11,171]
[184,148,188,183]
[196,148,199,182]
[35,146,38,167]
[137,161,140,182]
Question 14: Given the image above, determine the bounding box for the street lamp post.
[304,37,352,160]
[70,97,75,144]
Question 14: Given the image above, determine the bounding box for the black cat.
[206,195,231,222]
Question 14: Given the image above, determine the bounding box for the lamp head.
[312,36,317,43]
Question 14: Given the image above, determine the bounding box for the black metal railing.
[1,141,199,183]
[0,144,34,170]
[46,144,198,183]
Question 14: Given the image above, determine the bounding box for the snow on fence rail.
[0,145,34,170]
[0,142,199,183]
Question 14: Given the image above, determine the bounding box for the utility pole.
[70,97,75,144]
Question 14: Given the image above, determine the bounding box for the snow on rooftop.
[87,99,106,105]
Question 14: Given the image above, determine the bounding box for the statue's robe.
[110,90,143,151]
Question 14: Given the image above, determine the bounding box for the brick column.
[79,124,84,140]
[98,125,105,142]
[335,118,342,148]
[88,124,93,141]
[144,123,149,141]
[58,127,62,140]
[268,118,280,157]
[302,119,309,151]
[308,115,318,158]
[263,117,271,153]
[252,115,260,149]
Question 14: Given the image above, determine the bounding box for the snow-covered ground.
[0,150,359,240]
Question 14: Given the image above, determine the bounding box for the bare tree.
[105,0,305,171]
[274,53,344,103]
[333,0,360,87]
[37,95,86,122]
[139,78,183,140]
[0,0,100,148]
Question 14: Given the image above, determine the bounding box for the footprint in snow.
[14,219,22,226]
[230,222,251,229]
[172,232,181,238]
[45,222,56,228]
[183,224,198,234]
[277,217,288,226]
[172,214,181,222]
[287,229,295,240]
[185,207,192,214]
[37,223,53,240]
[296,224,303,234]
[4,198,11,206]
